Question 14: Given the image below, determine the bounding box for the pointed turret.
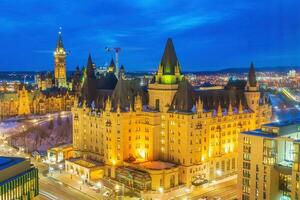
[170,78,195,112]
[160,38,180,75]
[107,58,116,73]
[238,100,243,113]
[82,99,87,108]
[56,32,64,49]
[81,54,97,106]
[153,38,183,84]
[217,101,222,117]
[105,97,111,112]
[247,62,257,87]
[74,97,78,108]
[134,95,142,112]
[228,101,233,115]
[116,99,121,113]
[86,54,95,78]
[119,65,125,79]
[244,62,260,111]
[196,98,203,113]
[111,76,132,111]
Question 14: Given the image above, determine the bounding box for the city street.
[190,179,237,200]
[39,177,96,200]
[173,176,237,200]
[0,113,118,200]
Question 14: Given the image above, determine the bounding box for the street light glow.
[115,184,120,191]
[96,182,102,188]
[158,187,164,193]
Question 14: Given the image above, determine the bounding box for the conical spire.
[105,97,111,112]
[217,101,222,117]
[119,65,125,79]
[170,78,195,112]
[238,100,243,113]
[134,95,142,112]
[160,38,180,75]
[108,58,116,73]
[196,98,203,113]
[247,62,257,87]
[56,32,64,49]
[111,76,131,111]
[110,58,115,67]
[116,99,121,113]
[86,54,95,78]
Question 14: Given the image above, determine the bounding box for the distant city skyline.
[0,0,299,72]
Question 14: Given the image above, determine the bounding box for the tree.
[48,119,54,129]
[66,116,70,125]
[57,114,62,126]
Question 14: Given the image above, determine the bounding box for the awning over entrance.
[116,167,151,190]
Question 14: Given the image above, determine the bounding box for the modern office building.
[70,38,272,194]
[0,157,39,200]
[238,120,300,200]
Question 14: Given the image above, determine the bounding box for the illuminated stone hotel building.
[238,120,300,200]
[70,38,272,194]
[0,157,39,200]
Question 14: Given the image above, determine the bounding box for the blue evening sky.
[0,0,299,72]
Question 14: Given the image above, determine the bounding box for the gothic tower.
[244,62,260,112]
[18,85,31,115]
[54,31,67,88]
[148,38,183,112]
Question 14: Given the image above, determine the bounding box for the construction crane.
[104,47,121,68]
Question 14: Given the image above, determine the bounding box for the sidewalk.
[51,172,105,200]
[189,175,237,199]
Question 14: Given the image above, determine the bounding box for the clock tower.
[54,31,67,88]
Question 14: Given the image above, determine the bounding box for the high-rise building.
[70,38,272,195]
[238,120,300,200]
[54,32,67,88]
[0,157,39,200]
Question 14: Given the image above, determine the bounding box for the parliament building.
[0,33,76,119]
[70,38,272,196]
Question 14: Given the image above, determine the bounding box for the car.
[103,191,110,197]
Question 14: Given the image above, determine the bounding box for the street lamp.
[116,184,121,198]
[58,164,63,174]
[79,181,82,190]
[96,182,102,189]
[70,169,73,179]
[81,174,85,185]
[96,182,102,193]
[216,169,222,176]
[49,166,54,176]
[158,187,164,194]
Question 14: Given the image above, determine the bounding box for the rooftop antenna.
[57,26,71,55]
[58,26,62,35]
